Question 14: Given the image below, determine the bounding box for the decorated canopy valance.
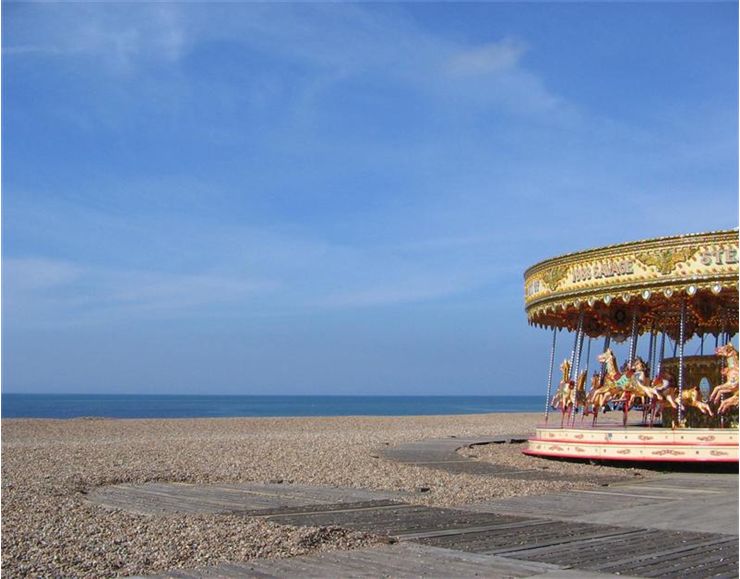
[524,229,739,339]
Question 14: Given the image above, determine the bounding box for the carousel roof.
[524,229,739,340]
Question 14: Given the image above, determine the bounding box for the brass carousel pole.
[569,311,585,380]
[678,298,687,426]
[600,331,612,387]
[647,323,656,379]
[584,337,592,380]
[720,315,727,428]
[573,313,586,380]
[572,315,586,427]
[657,330,666,376]
[544,327,557,424]
[628,307,639,366]
[646,323,656,426]
[578,336,592,426]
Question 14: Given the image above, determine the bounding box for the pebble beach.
[2,413,654,577]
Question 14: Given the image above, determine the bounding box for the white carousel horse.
[711,343,739,415]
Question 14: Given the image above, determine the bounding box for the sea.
[1,394,543,419]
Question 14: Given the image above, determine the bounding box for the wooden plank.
[254,499,405,516]
[488,528,645,557]
[168,544,571,579]
[464,490,660,519]
[637,543,737,576]
[597,538,738,576]
[414,520,643,557]
[87,482,411,516]
[397,518,553,541]
[255,500,411,518]
[484,525,738,579]
[264,505,530,537]
[571,489,674,500]
[527,530,694,568]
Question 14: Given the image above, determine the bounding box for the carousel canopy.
[524,229,739,340]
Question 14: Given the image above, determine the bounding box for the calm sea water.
[1,394,542,419]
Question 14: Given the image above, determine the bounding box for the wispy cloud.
[317,264,518,309]
[3,257,275,327]
[4,3,567,118]
[4,3,186,73]
[445,38,527,76]
[4,186,530,326]
[4,258,82,291]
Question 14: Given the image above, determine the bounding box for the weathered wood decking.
[88,482,410,516]
[105,436,738,578]
[138,543,628,578]
[464,472,739,536]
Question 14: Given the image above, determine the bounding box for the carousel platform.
[525,425,738,463]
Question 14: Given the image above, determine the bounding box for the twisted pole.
[678,299,687,426]
[628,307,639,366]
[544,327,558,424]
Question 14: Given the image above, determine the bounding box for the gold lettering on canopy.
[700,245,738,266]
[571,260,634,283]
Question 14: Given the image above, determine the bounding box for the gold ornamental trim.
[524,230,739,334]
[634,246,699,275]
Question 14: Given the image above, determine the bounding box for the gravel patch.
[0,412,622,577]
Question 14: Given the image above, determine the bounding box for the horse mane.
[576,370,587,391]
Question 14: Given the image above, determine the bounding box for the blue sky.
[3,2,738,395]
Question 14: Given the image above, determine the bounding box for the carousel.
[523,229,739,463]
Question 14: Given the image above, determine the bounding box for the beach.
[2,413,653,577]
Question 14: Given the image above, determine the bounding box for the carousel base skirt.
[524,426,738,463]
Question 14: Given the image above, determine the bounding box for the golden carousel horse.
[628,357,668,426]
[585,361,623,427]
[559,369,588,428]
[571,369,588,426]
[710,343,739,415]
[585,372,606,416]
[641,365,674,426]
[629,357,663,399]
[550,360,576,427]
[595,349,661,426]
[650,370,713,427]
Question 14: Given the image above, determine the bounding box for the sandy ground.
[2,413,653,577]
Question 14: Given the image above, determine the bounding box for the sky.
[2,2,738,395]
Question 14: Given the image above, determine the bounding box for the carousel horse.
[649,371,713,426]
[629,357,664,425]
[571,370,589,426]
[638,365,673,426]
[710,343,739,414]
[596,349,648,426]
[584,372,603,417]
[550,359,572,409]
[550,360,576,427]
[560,369,588,427]
[585,365,623,427]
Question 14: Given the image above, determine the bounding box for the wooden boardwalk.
[141,544,626,578]
[89,482,410,516]
[110,436,738,578]
[378,435,627,483]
